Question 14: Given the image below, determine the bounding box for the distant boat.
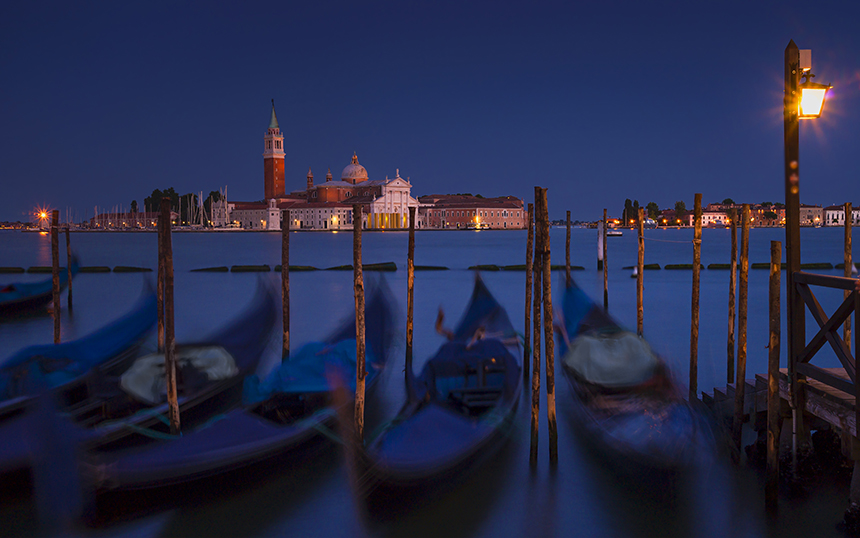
[607,229,623,237]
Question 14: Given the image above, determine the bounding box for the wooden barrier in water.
[732,203,751,462]
[51,210,60,343]
[728,208,738,384]
[352,204,367,443]
[637,208,644,336]
[524,203,534,383]
[538,187,558,464]
[690,193,702,401]
[530,196,542,467]
[845,202,853,352]
[282,209,290,360]
[766,240,781,515]
[159,198,180,435]
[65,225,73,310]
[603,208,608,311]
[565,210,571,286]
[406,207,415,377]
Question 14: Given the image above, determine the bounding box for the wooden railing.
[792,271,860,427]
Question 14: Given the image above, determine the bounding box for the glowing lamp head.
[798,72,831,119]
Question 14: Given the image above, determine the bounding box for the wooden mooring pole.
[157,205,165,353]
[732,203,750,462]
[65,224,73,310]
[159,198,180,435]
[538,188,558,464]
[524,203,534,383]
[529,196,542,467]
[51,210,60,344]
[766,240,782,515]
[406,207,416,376]
[282,209,290,360]
[352,204,367,443]
[727,208,737,384]
[603,208,608,311]
[690,193,702,401]
[637,208,644,336]
[845,202,853,352]
[565,210,571,287]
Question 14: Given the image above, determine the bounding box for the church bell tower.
[263,100,285,200]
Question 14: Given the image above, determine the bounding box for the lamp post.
[784,40,831,462]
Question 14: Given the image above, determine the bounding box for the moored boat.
[360,276,521,509]
[556,279,715,480]
[89,278,396,491]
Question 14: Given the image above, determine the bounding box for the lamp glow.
[798,72,831,119]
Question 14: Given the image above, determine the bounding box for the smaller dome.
[341,152,368,183]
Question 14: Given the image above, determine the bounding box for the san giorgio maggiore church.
[212,103,526,231]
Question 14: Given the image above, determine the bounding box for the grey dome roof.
[341,153,368,182]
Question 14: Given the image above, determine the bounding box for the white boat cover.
[563,331,657,388]
[120,346,238,404]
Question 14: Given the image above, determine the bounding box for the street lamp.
[783,41,831,466]
[799,71,832,119]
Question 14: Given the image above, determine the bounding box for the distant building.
[418,194,525,229]
[799,204,823,227]
[212,103,420,230]
[824,204,860,227]
[213,102,528,231]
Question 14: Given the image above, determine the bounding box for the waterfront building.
[418,194,525,230]
[799,204,824,227]
[824,204,860,227]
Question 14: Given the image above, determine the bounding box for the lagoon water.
[1,227,857,537]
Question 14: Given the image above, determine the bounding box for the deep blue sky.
[2,1,859,223]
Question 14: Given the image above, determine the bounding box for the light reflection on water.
[1,227,856,537]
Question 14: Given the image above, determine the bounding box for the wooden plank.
[794,271,859,291]
[797,363,855,396]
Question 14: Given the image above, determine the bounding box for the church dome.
[341,152,368,183]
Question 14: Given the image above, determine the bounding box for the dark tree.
[645,202,660,220]
[130,200,138,213]
[674,200,687,225]
[722,198,735,205]
[633,200,640,225]
[622,199,633,225]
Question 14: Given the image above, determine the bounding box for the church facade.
[212,103,420,230]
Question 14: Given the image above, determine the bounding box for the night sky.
[2,1,859,223]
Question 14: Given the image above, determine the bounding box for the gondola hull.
[558,283,714,480]
[91,280,396,491]
[0,257,79,318]
[363,277,521,502]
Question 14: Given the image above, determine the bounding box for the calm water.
[1,227,857,537]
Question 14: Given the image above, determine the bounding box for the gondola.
[361,276,521,498]
[555,279,714,479]
[89,279,396,491]
[0,283,157,424]
[0,256,79,318]
[79,279,279,452]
